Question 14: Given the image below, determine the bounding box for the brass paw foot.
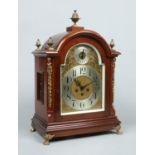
[30,126,36,132]
[114,125,121,135]
[43,134,55,145]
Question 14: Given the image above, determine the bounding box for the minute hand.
[74,79,82,87]
[81,81,95,90]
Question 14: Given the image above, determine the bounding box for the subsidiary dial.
[71,76,94,100]
[74,46,89,64]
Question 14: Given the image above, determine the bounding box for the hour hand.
[74,79,82,87]
[81,81,95,90]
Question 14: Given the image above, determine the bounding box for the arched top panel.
[64,43,102,66]
[56,30,112,58]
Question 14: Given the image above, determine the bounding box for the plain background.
[19,0,135,155]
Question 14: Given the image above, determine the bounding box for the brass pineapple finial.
[47,37,54,50]
[110,39,115,49]
[70,10,80,25]
[35,39,41,50]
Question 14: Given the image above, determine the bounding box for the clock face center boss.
[31,10,121,144]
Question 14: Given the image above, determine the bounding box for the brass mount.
[114,125,121,135]
[30,127,36,132]
[110,39,115,49]
[43,134,55,145]
[35,39,41,50]
[46,37,54,50]
[70,10,80,25]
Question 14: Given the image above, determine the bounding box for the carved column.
[111,58,116,115]
[47,58,52,109]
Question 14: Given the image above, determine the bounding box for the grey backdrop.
[19,0,136,155]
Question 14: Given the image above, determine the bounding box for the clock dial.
[61,43,105,115]
[74,46,89,64]
[62,65,101,110]
[71,76,93,100]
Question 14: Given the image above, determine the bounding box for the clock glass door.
[60,43,105,115]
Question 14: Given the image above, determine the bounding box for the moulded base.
[31,114,121,144]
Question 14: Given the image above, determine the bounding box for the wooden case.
[31,21,121,144]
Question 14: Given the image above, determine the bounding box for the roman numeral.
[64,85,69,91]
[80,67,86,74]
[95,93,97,99]
[73,70,76,77]
[67,94,71,99]
[80,67,82,74]
[79,102,85,108]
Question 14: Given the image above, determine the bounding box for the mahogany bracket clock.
[31,10,121,145]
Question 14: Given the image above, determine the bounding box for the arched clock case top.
[31,10,121,145]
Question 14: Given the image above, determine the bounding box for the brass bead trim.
[111,58,116,103]
[47,58,52,108]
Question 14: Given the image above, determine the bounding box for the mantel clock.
[31,10,121,145]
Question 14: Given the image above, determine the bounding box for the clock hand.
[81,81,95,90]
[74,79,86,91]
[74,79,82,88]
